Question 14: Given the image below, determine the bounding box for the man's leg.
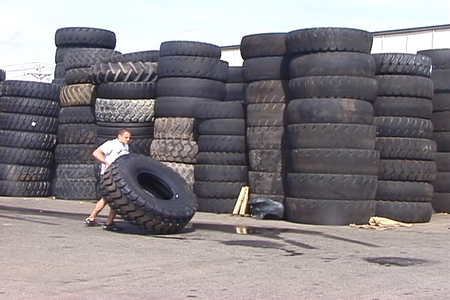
[105,209,117,226]
[87,198,108,221]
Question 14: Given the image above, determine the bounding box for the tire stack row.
[53,27,118,200]
[284,27,380,225]
[241,33,290,204]
[372,53,436,222]
[0,70,5,81]
[418,49,450,213]
[152,41,226,189]
[0,81,60,197]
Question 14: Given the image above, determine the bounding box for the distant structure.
[0,62,54,82]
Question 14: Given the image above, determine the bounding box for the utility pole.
[26,64,52,82]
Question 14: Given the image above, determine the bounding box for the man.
[84,128,131,232]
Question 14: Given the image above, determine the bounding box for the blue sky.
[0,0,449,73]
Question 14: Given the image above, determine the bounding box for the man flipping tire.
[84,128,131,232]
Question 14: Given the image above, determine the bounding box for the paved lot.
[0,196,449,300]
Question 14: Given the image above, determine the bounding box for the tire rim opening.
[137,172,173,200]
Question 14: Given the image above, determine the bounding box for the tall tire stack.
[93,51,159,156]
[241,33,290,205]
[372,53,436,223]
[53,27,117,86]
[284,27,379,225]
[152,41,226,189]
[53,28,119,200]
[1,70,6,81]
[418,49,450,213]
[0,81,60,197]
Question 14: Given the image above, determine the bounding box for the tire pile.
[53,27,119,200]
[372,53,436,222]
[284,28,380,225]
[418,49,450,213]
[241,33,290,204]
[0,81,60,196]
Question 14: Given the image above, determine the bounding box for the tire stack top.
[284,27,379,225]
[241,33,290,206]
[372,52,435,222]
[418,48,450,213]
[54,26,119,200]
[0,80,60,197]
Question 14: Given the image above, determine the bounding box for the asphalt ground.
[0,196,449,300]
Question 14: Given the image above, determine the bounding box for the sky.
[0,0,449,81]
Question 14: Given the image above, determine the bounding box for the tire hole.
[137,172,173,200]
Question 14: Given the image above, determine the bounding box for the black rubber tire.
[95,99,155,123]
[0,130,56,150]
[247,103,286,126]
[287,123,376,149]
[0,113,58,134]
[247,126,288,150]
[96,82,156,99]
[65,67,91,84]
[285,198,375,225]
[225,83,246,101]
[55,27,116,48]
[194,165,248,182]
[289,76,378,101]
[227,66,244,83]
[248,171,284,195]
[431,69,450,91]
[245,80,290,104]
[197,152,247,166]
[90,62,158,84]
[372,53,432,77]
[101,50,160,63]
[154,97,205,118]
[103,154,197,233]
[0,69,6,81]
[290,52,376,78]
[96,122,154,137]
[378,160,437,182]
[53,179,98,200]
[0,180,51,197]
[0,164,51,181]
[57,123,96,144]
[286,27,373,55]
[60,84,96,107]
[197,198,237,214]
[435,152,450,172]
[432,172,450,192]
[290,149,379,175]
[240,33,287,59]
[1,80,60,100]
[153,117,197,140]
[431,111,450,132]
[432,132,450,151]
[249,193,285,203]
[374,116,433,138]
[375,201,432,223]
[158,56,228,81]
[375,138,436,160]
[376,75,434,98]
[55,46,98,63]
[432,92,450,112]
[64,49,121,69]
[373,96,433,119]
[55,144,97,164]
[242,56,290,82]
[249,149,289,172]
[159,41,220,58]
[162,161,195,188]
[198,119,245,136]
[431,193,450,213]
[156,77,226,100]
[287,98,373,125]
[54,62,66,79]
[59,106,95,124]
[198,135,246,152]
[150,139,198,163]
[55,164,97,181]
[194,100,245,119]
[417,49,450,69]
[52,78,66,86]
[376,181,434,202]
[0,147,53,166]
[194,181,246,198]
[286,173,378,200]
[0,96,59,117]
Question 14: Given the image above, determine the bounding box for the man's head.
[117,128,131,145]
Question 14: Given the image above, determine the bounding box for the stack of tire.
[93,50,159,156]
[417,49,450,213]
[152,41,226,189]
[0,70,5,81]
[284,27,380,225]
[53,27,117,86]
[0,81,60,197]
[53,27,119,200]
[241,33,290,204]
[372,53,436,222]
